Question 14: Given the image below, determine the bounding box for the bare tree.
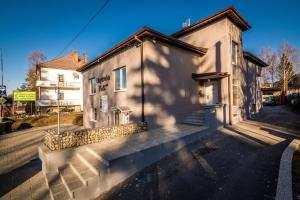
[277,42,299,93]
[24,51,45,91]
[258,48,278,86]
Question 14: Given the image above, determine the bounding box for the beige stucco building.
[78,7,268,129]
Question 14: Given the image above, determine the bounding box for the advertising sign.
[101,95,108,112]
[13,91,36,101]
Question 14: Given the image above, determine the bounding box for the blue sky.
[0,0,299,94]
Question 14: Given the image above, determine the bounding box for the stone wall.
[44,123,147,151]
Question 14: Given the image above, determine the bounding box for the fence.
[44,122,147,150]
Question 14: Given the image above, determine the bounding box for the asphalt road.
[97,106,300,200]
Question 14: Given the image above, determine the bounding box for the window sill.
[89,94,96,96]
[90,120,97,123]
[114,89,127,93]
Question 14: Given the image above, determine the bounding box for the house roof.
[37,53,85,71]
[243,51,268,67]
[77,26,207,72]
[172,7,251,38]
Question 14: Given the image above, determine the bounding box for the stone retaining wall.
[44,123,147,150]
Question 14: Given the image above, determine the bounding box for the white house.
[36,51,87,113]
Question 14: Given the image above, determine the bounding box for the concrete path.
[96,106,300,200]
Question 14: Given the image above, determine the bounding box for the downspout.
[228,74,232,125]
[134,36,145,123]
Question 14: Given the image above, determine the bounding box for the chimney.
[73,51,79,64]
[83,52,87,64]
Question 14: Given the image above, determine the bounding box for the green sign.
[0,96,6,105]
[13,91,36,101]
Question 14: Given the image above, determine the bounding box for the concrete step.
[186,115,205,120]
[68,156,99,185]
[183,122,204,126]
[46,172,72,200]
[76,150,108,176]
[59,164,85,199]
[183,119,204,124]
[185,117,205,122]
[191,111,205,115]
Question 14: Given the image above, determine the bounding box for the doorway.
[204,81,219,105]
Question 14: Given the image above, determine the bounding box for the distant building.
[36,51,87,113]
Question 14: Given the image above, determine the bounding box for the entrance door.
[205,81,218,105]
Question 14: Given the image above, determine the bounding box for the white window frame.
[232,41,239,107]
[89,78,96,95]
[114,66,127,92]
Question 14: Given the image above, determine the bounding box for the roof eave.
[78,27,207,72]
[172,7,251,38]
[243,51,268,68]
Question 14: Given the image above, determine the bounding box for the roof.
[261,87,281,92]
[192,72,229,80]
[243,51,268,67]
[172,7,251,38]
[37,53,85,71]
[78,26,207,72]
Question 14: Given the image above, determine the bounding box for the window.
[91,108,97,121]
[58,92,64,100]
[115,66,126,91]
[232,42,239,106]
[58,74,64,82]
[89,78,96,95]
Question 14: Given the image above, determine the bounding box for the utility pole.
[57,74,60,135]
[1,48,3,86]
[0,49,3,119]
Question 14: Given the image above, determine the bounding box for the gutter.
[134,36,145,123]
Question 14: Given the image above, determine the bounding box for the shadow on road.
[0,159,41,198]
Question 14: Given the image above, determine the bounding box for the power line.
[56,0,110,57]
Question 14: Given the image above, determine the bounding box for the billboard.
[13,91,36,101]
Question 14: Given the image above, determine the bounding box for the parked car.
[263,96,276,106]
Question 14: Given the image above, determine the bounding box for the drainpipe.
[134,36,145,123]
[228,74,232,125]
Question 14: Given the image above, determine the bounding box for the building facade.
[36,51,87,113]
[78,7,268,129]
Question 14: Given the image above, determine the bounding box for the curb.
[275,139,299,200]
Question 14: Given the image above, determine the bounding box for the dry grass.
[10,112,83,131]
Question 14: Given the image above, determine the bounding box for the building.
[78,7,268,129]
[36,51,87,113]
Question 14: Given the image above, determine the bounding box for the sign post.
[0,85,6,118]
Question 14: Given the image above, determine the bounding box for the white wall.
[39,67,83,109]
